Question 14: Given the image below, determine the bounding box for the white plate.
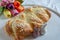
[0,5,60,40]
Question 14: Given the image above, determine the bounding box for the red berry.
[14,1,20,8]
[16,6,24,12]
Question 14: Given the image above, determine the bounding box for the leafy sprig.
[18,0,24,3]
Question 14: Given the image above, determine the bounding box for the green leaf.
[0,7,5,15]
[0,7,3,14]
[18,0,24,4]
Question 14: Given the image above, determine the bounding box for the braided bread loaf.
[4,6,51,40]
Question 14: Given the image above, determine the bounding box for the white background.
[23,0,60,13]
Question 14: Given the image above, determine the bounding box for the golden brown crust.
[45,9,51,18]
[4,20,13,36]
[4,6,51,40]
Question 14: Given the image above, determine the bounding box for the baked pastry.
[4,6,51,40]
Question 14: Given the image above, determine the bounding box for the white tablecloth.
[22,0,60,13]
